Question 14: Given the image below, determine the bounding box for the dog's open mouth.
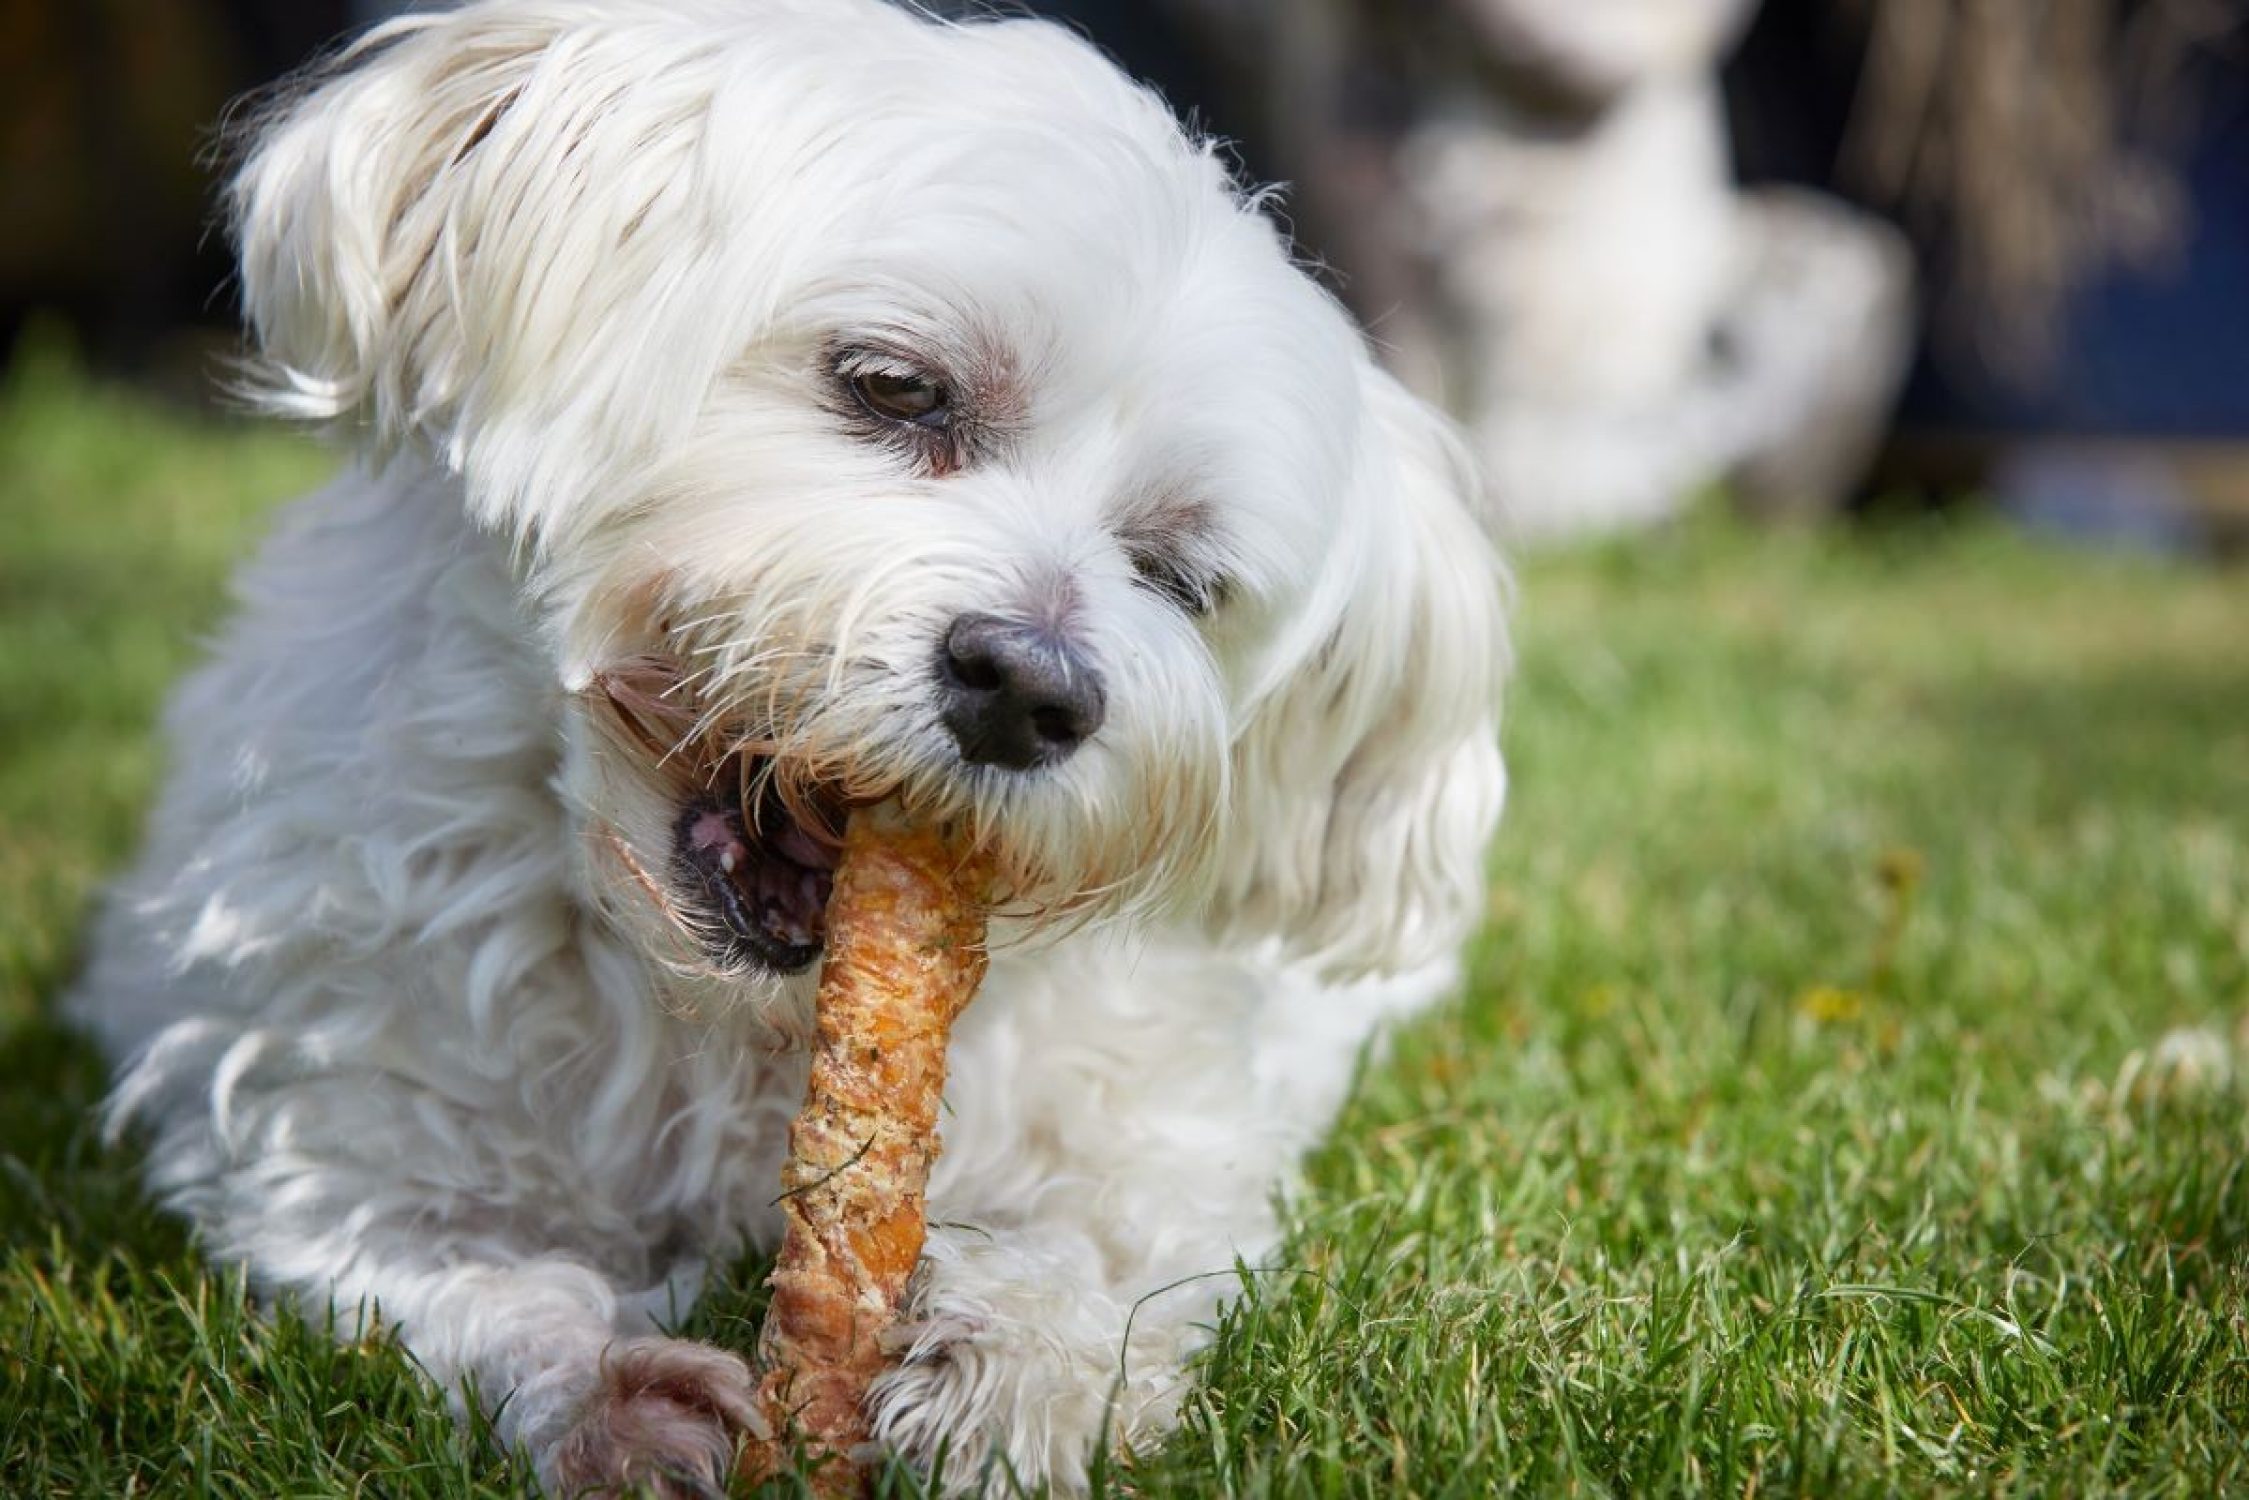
[673,759,848,975]
[589,660,861,976]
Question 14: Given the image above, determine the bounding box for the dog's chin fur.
[68,0,1510,1491]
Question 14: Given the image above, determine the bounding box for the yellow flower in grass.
[1796,985,1867,1024]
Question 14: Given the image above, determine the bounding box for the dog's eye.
[849,368,950,429]
[1126,545,1226,617]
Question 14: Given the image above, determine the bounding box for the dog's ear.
[230,7,712,494]
[231,9,558,434]
[1205,369,1509,981]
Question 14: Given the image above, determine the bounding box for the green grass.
[3,341,2245,1496]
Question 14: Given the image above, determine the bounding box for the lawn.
[3,340,2245,1496]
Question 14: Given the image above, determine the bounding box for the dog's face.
[232,0,1507,1001]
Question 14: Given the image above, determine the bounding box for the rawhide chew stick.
[741,812,990,1493]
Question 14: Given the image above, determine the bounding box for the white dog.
[68,2,1508,1493]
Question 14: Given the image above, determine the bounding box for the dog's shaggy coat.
[68,1,1508,1491]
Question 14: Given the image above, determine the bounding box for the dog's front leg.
[866,1214,1242,1494]
[125,1061,776,1500]
[862,948,1407,1494]
[242,1220,761,1497]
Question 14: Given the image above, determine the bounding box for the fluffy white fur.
[68,2,1508,1493]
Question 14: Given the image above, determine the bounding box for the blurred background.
[4,0,2245,550]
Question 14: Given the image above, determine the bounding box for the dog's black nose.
[937,613,1106,771]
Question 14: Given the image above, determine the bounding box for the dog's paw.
[548,1337,769,1499]
[864,1233,1197,1494]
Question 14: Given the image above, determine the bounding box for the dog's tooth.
[719,849,738,874]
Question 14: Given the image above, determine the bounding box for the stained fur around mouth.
[671,761,845,976]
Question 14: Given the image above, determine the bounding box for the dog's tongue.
[769,818,839,873]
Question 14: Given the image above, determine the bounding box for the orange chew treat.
[737,814,990,1495]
